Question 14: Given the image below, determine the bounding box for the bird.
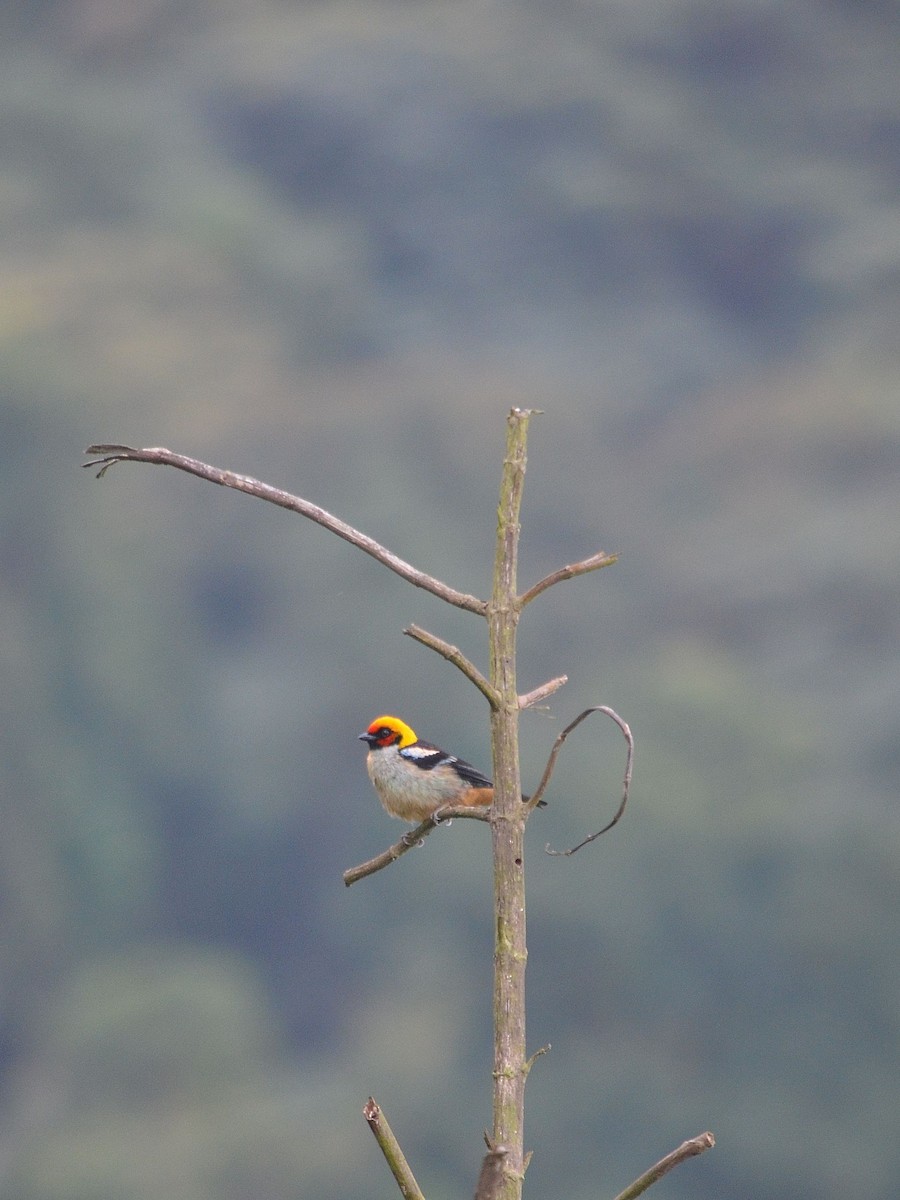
[359,714,538,823]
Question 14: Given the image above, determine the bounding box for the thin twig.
[611,1132,715,1200]
[518,675,568,709]
[519,550,618,607]
[527,706,632,852]
[83,445,487,615]
[523,1044,551,1075]
[343,805,490,887]
[363,1097,427,1200]
[404,624,499,708]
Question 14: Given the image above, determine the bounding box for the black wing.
[446,754,493,789]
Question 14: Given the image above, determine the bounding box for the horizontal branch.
[343,805,490,886]
[611,1132,715,1200]
[404,624,499,708]
[84,445,487,615]
[519,550,617,607]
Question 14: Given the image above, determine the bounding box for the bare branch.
[525,706,632,851]
[523,1044,551,1075]
[485,408,534,1189]
[519,550,618,607]
[404,624,500,708]
[611,1132,715,1200]
[545,705,633,853]
[518,675,567,709]
[363,1097,427,1200]
[343,805,490,887]
[84,445,487,615]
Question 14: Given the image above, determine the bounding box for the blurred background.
[1,1,898,1197]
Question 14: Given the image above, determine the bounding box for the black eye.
[378,727,392,739]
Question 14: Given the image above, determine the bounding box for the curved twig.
[531,706,633,853]
[404,624,499,708]
[523,1043,551,1076]
[611,1132,715,1200]
[83,445,487,615]
[343,805,491,887]
[519,550,617,607]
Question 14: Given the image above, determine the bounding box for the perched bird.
[359,714,501,823]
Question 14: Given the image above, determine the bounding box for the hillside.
[0,2,898,1198]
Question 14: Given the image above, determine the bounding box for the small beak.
[359,731,377,745]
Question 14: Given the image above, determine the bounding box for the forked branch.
[85,421,652,1200]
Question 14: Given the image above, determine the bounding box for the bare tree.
[85,409,712,1199]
